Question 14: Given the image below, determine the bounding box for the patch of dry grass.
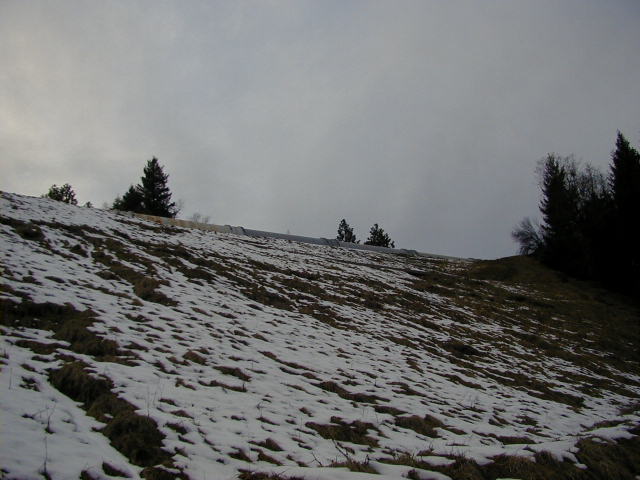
[305,417,380,447]
[394,414,443,438]
[49,361,170,468]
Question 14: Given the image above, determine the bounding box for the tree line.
[43,158,398,248]
[336,219,395,248]
[513,131,639,297]
[44,158,178,217]
[46,129,637,293]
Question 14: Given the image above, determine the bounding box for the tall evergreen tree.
[113,158,178,218]
[336,219,358,243]
[513,132,639,298]
[609,132,640,292]
[364,223,395,248]
[140,157,178,218]
[538,154,581,274]
[610,132,640,216]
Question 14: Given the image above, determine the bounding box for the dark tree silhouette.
[511,217,542,255]
[364,223,395,248]
[113,185,144,213]
[513,132,640,297]
[538,154,582,274]
[113,158,178,218]
[140,157,178,217]
[44,184,78,205]
[609,132,640,292]
[336,219,358,243]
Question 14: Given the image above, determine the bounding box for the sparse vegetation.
[513,132,640,298]
[394,414,443,438]
[305,417,380,446]
[1,192,639,480]
[43,183,77,205]
[364,223,395,248]
[336,219,358,243]
[49,361,171,467]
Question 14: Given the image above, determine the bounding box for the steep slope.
[1,192,639,480]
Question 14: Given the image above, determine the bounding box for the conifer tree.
[336,219,358,243]
[140,157,178,218]
[112,158,178,218]
[112,185,144,213]
[44,184,78,205]
[513,133,639,297]
[609,132,640,291]
[610,132,640,216]
[364,223,395,248]
[538,154,581,274]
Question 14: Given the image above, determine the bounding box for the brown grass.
[237,472,305,480]
[305,417,379,446]
[256,450,282,466]
[215,365,252,382]
[315,380,383,404]
[0,217,45,242]
[229,448,253,463]
[394,414,443,438]
[49,361,171,469]
[1,297,132,363]
[183,350,207,365]
[251,438,283,452]
[329,458,378,474]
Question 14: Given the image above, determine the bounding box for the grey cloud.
[1,0,639,258]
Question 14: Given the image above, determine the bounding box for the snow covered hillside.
[1,192,639,480]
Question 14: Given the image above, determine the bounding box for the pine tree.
[140,157,178,218]
[609,132,640,292]
[44,184,78,205]
[364,223,395,248]
[112,185,144,213]
[610,132,640,216]
[538,154,581,273]
[113,158,178,217]
[513,133,639,298]
[336,219,358,243]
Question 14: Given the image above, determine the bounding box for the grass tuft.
[306,417,379,446]
[394,414,443,438]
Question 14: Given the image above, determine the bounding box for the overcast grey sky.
[1,1,639,258]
